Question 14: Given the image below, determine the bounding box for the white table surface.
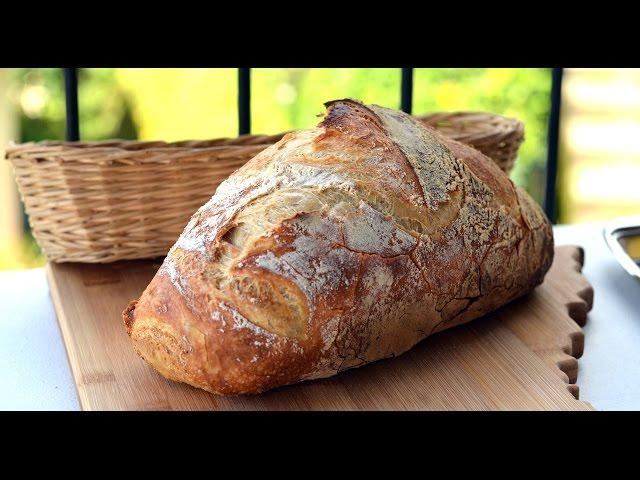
[1,223,638,411]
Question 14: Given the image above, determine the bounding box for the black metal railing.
[63,67,563,222]
[63,68,80,141]
[238,67,251,135]
[544,68,564,224]
[401,68,414,114]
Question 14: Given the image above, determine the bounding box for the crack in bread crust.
[125,99,554,395]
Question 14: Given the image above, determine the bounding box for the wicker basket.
[6,112,523,263]
[417,112,524,175]
[6,135,283,263]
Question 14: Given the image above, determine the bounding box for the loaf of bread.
[123,99,554,395]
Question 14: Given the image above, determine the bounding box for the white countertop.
[0,268,80,410]
[1,223,638,411]
[554,223,640,410]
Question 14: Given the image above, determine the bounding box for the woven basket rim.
[418,111,524,130]
[5,132,287,158]
[5,142,276,166]
[417,110,522,121]
[6,111,524,167]
[7,111,520,149]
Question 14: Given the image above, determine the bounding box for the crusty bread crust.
[124,100,554,395]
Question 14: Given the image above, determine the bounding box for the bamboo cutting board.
[47,245,594,410]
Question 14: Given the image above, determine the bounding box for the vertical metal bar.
[63,68,80,141]
[544,67,564,223]
[238,68,251,135]
[401,68,414,114]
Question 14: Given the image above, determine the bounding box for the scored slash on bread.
[124,99,554,395]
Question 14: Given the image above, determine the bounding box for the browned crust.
[124,99,554,395]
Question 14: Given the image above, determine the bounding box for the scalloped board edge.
[499,245,593,402]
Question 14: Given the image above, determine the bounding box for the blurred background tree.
[10,68,138,142]
[1,68,554,270]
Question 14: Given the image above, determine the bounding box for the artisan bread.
[123,99,554,395]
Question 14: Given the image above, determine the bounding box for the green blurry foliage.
[252,68,402,133]
[11,68,551,205]
[114,68,237,141]
[10,68,138,142]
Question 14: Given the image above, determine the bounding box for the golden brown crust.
[123,99,554,395]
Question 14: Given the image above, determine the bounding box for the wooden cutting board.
[47,245,594,410]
